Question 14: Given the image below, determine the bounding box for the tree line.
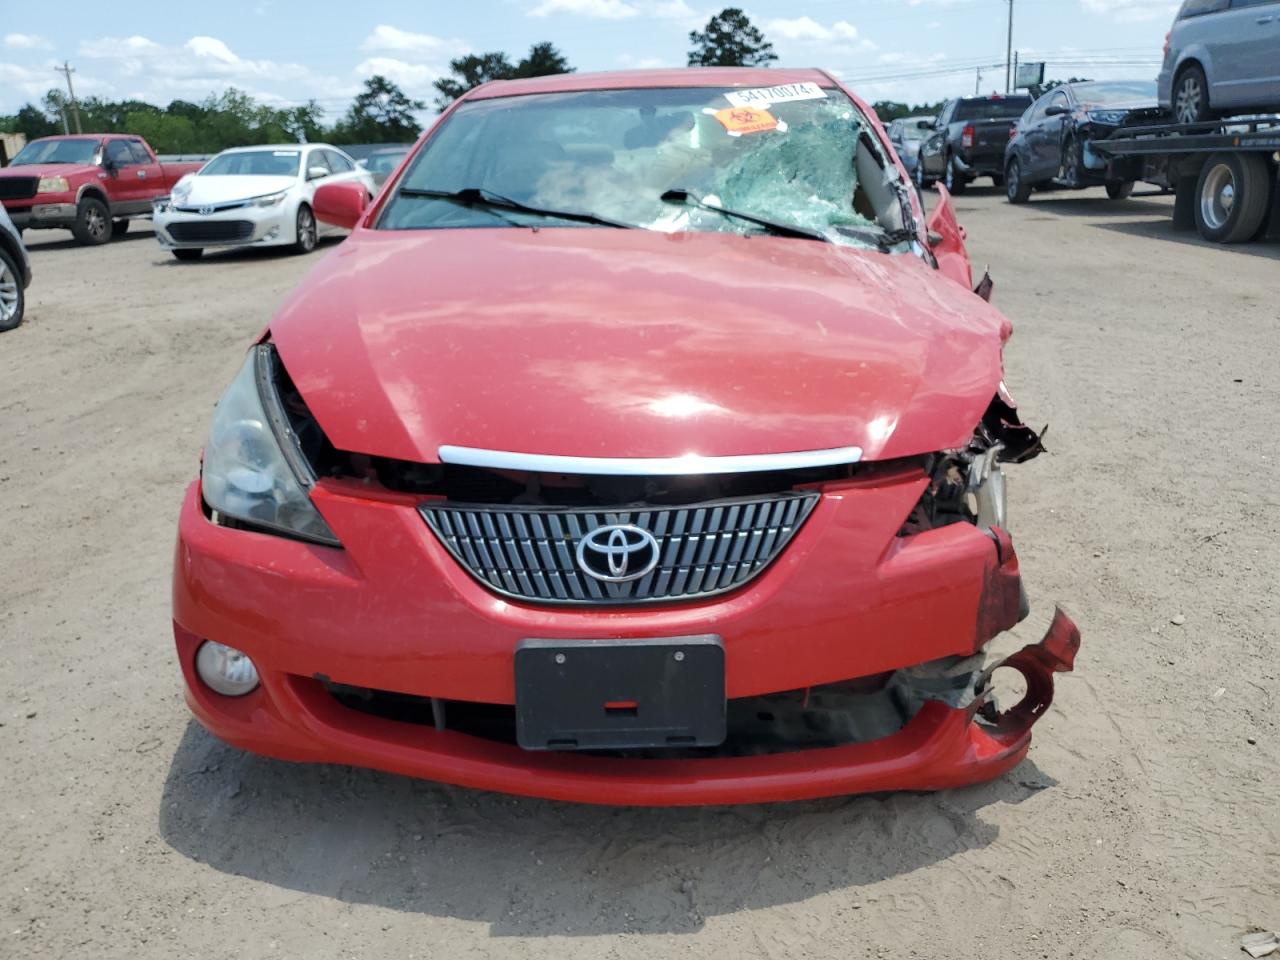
[0,9,989,155]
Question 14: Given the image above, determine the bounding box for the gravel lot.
[2,189,1277,960]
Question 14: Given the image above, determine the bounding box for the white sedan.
[152,144,375,260]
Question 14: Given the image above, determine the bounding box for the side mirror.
[102,156,118,176]
[1044,104,1069,117]
[307,165,329,181]
[356,158,369,168]
[313,181,368,230]
[917,119,935,130]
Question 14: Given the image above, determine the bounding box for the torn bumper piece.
[174,609,1080,806]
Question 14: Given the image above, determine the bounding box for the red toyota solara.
[173,67,1081,805]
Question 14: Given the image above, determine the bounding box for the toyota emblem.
[576,524,660,583]
[199,205,215,216]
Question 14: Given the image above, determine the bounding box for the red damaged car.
[173,68,1080,805]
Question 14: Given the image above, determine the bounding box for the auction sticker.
[724,82,827,108]
[711,106,784,136]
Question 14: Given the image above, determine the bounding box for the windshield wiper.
[398,187,635,230]
[834,224,918,250]
[660,188,831,243]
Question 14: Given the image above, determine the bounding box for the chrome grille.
[420,493,820,605]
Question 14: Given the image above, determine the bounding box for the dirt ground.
[2,188,1277,960]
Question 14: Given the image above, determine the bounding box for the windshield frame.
[375,84,919,253]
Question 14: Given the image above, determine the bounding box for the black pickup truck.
[916,94,1033,193]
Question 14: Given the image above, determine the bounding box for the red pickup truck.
[0,134,204,245]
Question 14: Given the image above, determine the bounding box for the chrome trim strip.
[437,444,863,476]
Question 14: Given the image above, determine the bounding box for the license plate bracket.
[514,636,725,751]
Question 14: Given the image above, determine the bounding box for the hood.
[270,228,1008,464]
[0,162,98,179]
[178,174,296,205]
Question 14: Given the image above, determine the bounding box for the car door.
[1212,0,1280,106]
[102,139,143,211]
[125,139,164,210]
[922,103,953,177]
[1030,90,1070,178]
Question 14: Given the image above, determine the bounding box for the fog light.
[195,641,260,696]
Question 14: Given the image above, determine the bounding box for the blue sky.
[1,0,1175,119]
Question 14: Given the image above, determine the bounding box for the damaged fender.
[977,607,1082,740]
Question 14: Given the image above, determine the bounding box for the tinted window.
[953,97,1033,120]
[326,149,355,173]
[127,140,153,165]
[367,150,408,173]
[105,140,135,166]
[201,150,301,176]
[1179,0,1228,16]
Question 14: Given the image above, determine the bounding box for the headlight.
[201,346,340,546]
[253,191,288,208]
[153,197,171,214]
[37,176,70,193]
[1087,110,1129,125]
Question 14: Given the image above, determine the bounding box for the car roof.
[218,144,313,153]
[465,67,837,101]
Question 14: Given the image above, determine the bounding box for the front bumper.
[154,203,295,249]
[5,202,77,230]
[173,474,1081,805]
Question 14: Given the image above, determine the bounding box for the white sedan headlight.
[253,191,288,208]
[201,346,339,546]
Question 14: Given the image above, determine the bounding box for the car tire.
[1105,181,1135,200]
[990,174,1005,187]
[1193,152,1270,243]
[0,246,25,332]
[1061,133,1082,187]
[1006,158,1031,204]
[293,204,317,254]
[111,218,130,238]
[1173,64,1211,124]
[944,154,967,195]
[172,248,204,261]
[72,197,111,246]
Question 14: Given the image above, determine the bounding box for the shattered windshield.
[379,85,910,251]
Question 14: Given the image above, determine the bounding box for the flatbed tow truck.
[1095,116,1280,245]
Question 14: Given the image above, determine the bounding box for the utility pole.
[1004,0,1015,93]
[55,61,83,134]
[975,66,983,96]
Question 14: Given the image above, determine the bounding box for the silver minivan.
[1158,0,1280,122]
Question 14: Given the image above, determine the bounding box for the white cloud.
[1080,0,1177,21]
[4,33,52,50]
[359,25,469,58]
[648,0,699,18]
[529,0,639,18]
[354,57,447,91]
[766,17,859,43]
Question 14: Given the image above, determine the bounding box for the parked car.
[916,94,1032,192]
[1158,0,1280,123]
[886,115,933,176]
[1004,81,1163,203]
[152,144,375,260]
[358,145,412,189]
[173,67,1079,806]
[0,203,31,332]
[0,135,203,245]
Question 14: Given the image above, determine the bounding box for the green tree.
[688,8,777,68]
[872,99,945,123]
[9,103,61,139]
[333,75,425,143]
[433,43,574,109]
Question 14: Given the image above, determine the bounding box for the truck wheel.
[293,204,317,254]
[1105,181,1135,200]
[1006,158,1032,204]
[0,246,24,332]
[1173,65,1211,124]
[944,155,967,195]
[1194,152,1270,243]
[172,248,203,261]
[112,219,130,238]
[72,197,111,246]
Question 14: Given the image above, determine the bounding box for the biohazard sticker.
[724,82,827,108]
[709,106,787,137]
